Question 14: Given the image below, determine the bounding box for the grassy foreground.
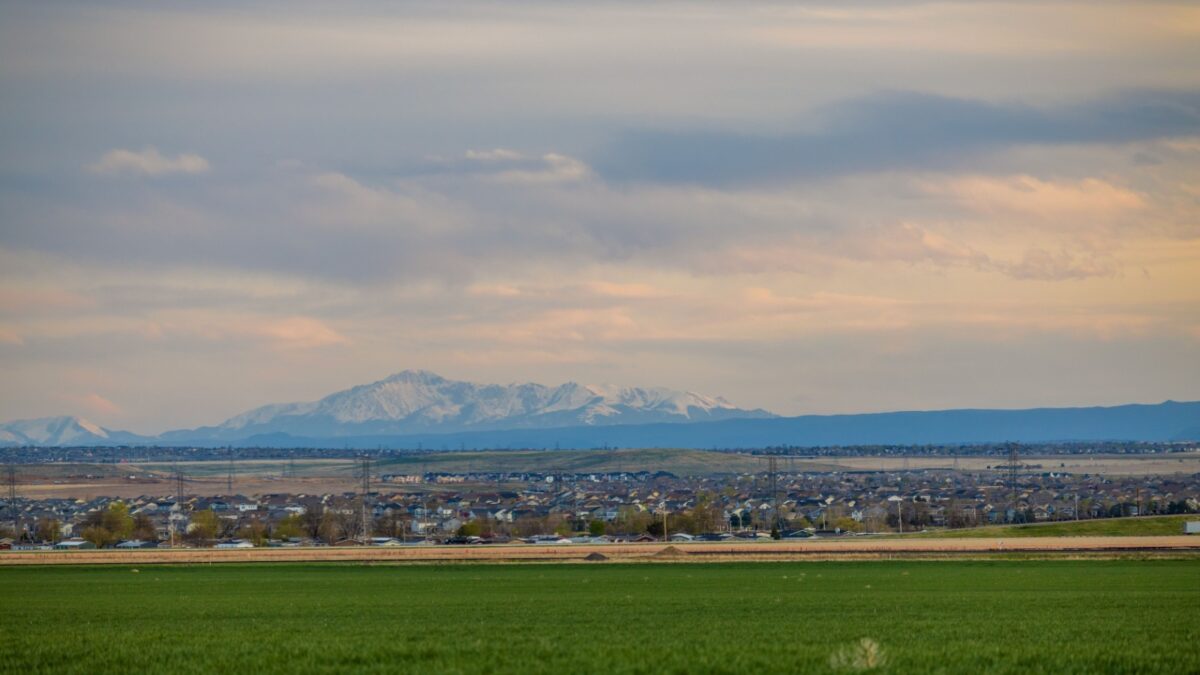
[1,561,1197,674]
[903,514,1197,538]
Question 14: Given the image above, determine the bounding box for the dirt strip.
[1,536,1197,565]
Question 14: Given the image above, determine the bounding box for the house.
[115,539,158,549]
[54,538,96,550]
[215,539,254,549]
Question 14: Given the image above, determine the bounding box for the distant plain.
[11,448,1200,499]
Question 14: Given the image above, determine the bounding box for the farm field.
[1,560,1197,674]
[901,514,1199,538]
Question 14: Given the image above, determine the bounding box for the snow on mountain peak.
[0,415,113,446]
[207,371,774,438]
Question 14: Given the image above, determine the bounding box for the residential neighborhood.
[4,461,1198,549]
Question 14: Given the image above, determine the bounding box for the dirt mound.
[584,552,609,561]
[652,546,688,559]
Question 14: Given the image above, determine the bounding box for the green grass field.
[1,560,1197,674]
[902,514,1197,538]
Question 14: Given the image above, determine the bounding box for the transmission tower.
[226,448,235,495]
[768,456,785,531]
[359,455,371,545]
[5,462,17,539]
[1007,444,1020,522]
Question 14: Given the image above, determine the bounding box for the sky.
[1,1,1198,434]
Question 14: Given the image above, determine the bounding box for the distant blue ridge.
[157,400,1200,449]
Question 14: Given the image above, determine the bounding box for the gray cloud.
[595,89,1200,185]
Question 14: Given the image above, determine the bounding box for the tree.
[588,520,606,536]
[187,509,220,545]
[81,525,117,548]
[81,501,133,538]
[35,517,62,543]
[237,520,268,546]
[318,510,348,543]
[457,520,483,537]
[612,507,651,535]
[302,507,323,538]
[553,518,574,537]
[691,492,719,533]
[132,514,157,541]
[646,519,665,538]
[833,517,864,534]
[80,501,135,547]
[275,514,306,540]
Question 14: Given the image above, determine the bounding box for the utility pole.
[661,507,668,543]
[897,499,903,534]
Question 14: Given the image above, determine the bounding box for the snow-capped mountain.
[168,370,775,442]
[0,416,146,447]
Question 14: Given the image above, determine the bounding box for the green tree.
[187,509,220,545]
[457,520,483,537]
[101,501,134,541]
[587,520,606,536]
[275,514,306,540]
[833,516,864,533]
[81,525,117,548]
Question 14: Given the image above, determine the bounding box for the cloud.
[922,175,1145,220]
[88,147,210,176]
[0,325,23,345]
[996,249,1117,281]
[252,316,349,349]
[75,392,123,417]
[595,89,1200,185]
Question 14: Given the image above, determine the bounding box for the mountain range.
[2,370,772,447]
[2,370,1197,448]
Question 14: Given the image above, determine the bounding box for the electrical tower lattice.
[359,456,371,545]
